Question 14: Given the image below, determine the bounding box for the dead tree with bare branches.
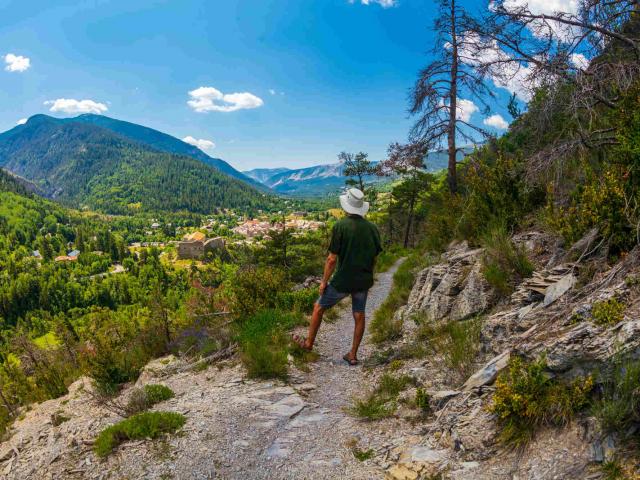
[410,0,493,194]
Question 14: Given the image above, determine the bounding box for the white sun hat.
[339,188,369,217]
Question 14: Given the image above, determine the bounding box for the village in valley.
[125,208,328,263]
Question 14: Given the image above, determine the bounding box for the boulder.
[462,350,511,391]
[543,274,576,306]
[405,244,494,322]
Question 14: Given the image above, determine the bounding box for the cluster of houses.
[231,218,324,239]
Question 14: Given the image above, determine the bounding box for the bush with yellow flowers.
[490,356,593,447]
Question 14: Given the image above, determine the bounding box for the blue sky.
[0,0,518,170]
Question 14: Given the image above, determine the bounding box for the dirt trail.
[3,259,412,480]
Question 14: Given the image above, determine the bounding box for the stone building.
[177,232,225,260]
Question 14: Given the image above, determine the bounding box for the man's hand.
[319,280,328,296]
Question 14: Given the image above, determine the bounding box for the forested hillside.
[69,114,264,189]
[0,115,276,215]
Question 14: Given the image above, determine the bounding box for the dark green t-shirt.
[328,215,382,293]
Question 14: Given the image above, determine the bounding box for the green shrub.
[545,164,631,255]
[370,253,429,344]
[481,225,533,296]
[275,288,317,315]
[593,360,640,436]
[416,315,483,381]
[228,266,290,318]
[126,384,175,415]
[85,347,141,397]
[236,309,306,379]
[490,357,593,447]
[592,298,626,326]
[81,309,167,397]
[94,411,186,457]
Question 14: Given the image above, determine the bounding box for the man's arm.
[319,253,338,295]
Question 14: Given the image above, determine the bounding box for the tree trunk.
[404,195,415,248]
[448,0,459,194]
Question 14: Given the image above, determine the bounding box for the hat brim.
[340,194,369,217]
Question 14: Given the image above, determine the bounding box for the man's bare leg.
[347,311,365,361]
[303,302,326,350]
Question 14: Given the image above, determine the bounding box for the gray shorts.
[317,283,368,313]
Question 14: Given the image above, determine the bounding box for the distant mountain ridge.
[0,115,274,214]
[57,114,263,189]
[245,162,382,197]
[244,146,475,197]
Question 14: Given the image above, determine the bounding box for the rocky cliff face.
[385,233,640,479]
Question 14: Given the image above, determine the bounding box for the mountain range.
[0,115,274,214]
[244,147,475,196]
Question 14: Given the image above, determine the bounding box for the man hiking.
[293,188,382,365]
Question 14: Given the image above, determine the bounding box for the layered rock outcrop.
[404,242,494,323]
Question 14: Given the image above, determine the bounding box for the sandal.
[343,353,359,366]
[291,334,312,351]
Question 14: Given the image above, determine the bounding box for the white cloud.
[16,118,28,125]
[350,0,397,7]
[499,0,579,41]
[269,89,276,95]
[570,53,590,70]
[483,114,510,130]
[187,86,264,113]
[3,53,30,73]
[454,32,536,101]
[502,0,578,15]
[182,135,216,152]
[44,98,108,114]
[456,99,479,122]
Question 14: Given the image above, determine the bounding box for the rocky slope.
[382,232,639,480]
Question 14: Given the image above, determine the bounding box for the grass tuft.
[236,309,307,379]
[349,373,415,420]
[416,315,483,381]
[593,359,640,436]
[370,253,431,344]
[480,225,533,296]
[94,411,186,457]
